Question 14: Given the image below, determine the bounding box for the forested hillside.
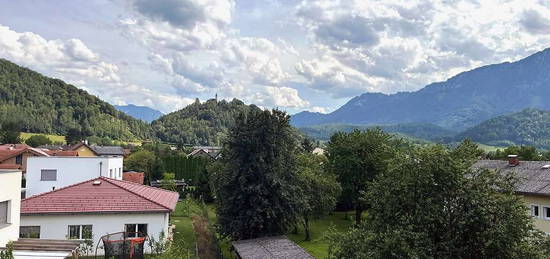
[300,123,455,142]
[0,58,153,141]
[456,108,550,149]
[152,98,261,145]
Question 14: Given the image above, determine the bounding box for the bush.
[25,134,52,147]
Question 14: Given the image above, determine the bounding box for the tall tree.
[326,128,397,225]
[296,152,341,241]
[25,135,52,147]
[0,121,21,144]
[213,109,301,240]
[328,145,550,258]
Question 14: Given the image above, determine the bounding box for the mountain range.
[292,48,550,131]
[114,104,163,123]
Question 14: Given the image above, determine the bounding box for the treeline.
[0,58,153,142]
[152,98,261,145]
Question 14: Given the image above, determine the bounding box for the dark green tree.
[0,121,21,144]
[25,135,52,147]
[326,128,398,225]
[296,152,341,241]
[328,145,550,258]
[213,109,301,240]
[124,150,156,183]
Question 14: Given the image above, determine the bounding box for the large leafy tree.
[25,135,52,147]
[213,109,301,240]
[326,128,398,225]
[124,150,156,183]
[0,121,21,144]
[328,145,550,258]
[296,152,341,241]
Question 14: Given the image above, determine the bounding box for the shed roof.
[232,236,314,259]
[473,160,550,196]
[21,177,179,215]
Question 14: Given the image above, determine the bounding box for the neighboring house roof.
[0,144,31,150]
[21,177,179,215]
[41,142,125,156]
[43,150,79,157]
[0,147,50,162]
[0,164,21,169]
[91,145,125,156]
[473,160,550,196]
[187,147,221,159]
[232,236,314,259]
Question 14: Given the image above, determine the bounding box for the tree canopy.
[212,109,302,240]
[328,144,550,258]
[326,128,399,224]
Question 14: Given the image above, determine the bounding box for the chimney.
[508,155,519,167]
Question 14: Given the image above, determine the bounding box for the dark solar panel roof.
[473,160,550,195]
[232,236,314,259]
[91,146,125,156]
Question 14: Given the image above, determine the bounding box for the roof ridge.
[22,177,100,201]
[102,177,176,210]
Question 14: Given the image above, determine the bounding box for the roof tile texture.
[21,177,179,215]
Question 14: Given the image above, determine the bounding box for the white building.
[20,177,178,255]
[0,169,22,248]
[25,156,123,197]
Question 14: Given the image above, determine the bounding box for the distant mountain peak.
[114,104,163,123]
[292,47,550,130]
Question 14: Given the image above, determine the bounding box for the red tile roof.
[21,177,179,215]
[0,148,49,162]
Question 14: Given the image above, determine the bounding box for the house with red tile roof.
[20,177,179,255]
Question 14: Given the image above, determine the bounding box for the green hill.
[0,58,153,141]
[456,108,550,149]
[299,123,455,142]
[152,98,261,145]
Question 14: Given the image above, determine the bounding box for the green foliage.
[0,242,13,259]
[326,128,399,224]
[456,108,550,149]
[0,122,21,144]
[213,109,302,240]
[161,173,177,192]
[328,145,549,258]
[300,123,456,142]
[450,138,485,164]
[124,150,156,183]
[25,134,52,147]
[152,98,260,145]
[296,152,341,241]
[0,58,153,141]
[488,145,545,161]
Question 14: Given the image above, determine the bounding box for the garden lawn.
[20,132,66,143]
[288,211,354,258]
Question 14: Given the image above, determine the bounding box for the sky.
[1,0,550,114]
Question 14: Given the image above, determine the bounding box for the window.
[20,226,40,238]
[125,224,147,237]
[40,170,57,181]
[15,154,23,165]
[531,205,540,218]
[110,169,113,178]
[0,201,8,225]
[544,207,550,220]
[68,225,92,239]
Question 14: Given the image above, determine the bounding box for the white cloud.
[294,0,550,97]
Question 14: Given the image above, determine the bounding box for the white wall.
[0,170,22,247]
[26,157,123,197]
[21,212,169,255]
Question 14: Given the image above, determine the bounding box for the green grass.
[20,132,66,144]
[288,211,354,258]
[477,143,507,152]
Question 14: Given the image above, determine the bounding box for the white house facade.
[20,177,178,255]
[20,213,169,255]
[25,156,123,197]
[0,169,22,248]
